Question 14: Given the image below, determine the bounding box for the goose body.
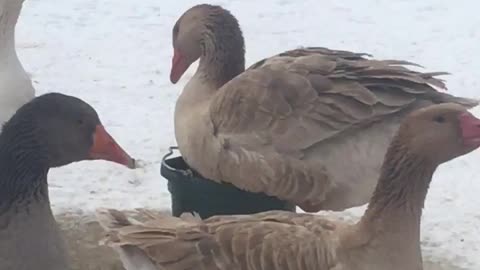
[0,196,70,269]
[0,0,35,124]
[170,4,478,212]
[98,103,480,270]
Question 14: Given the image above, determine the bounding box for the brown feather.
[205,46,476,209]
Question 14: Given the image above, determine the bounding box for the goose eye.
[77,119,84,125]
[433,115,446,123]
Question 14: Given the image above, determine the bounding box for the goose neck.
[0,115,50,215]
[197,14,245,88]
[0,0,23,63]
[358,138,436,247]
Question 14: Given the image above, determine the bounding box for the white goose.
[0,0,34,124]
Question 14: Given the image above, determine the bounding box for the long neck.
[0,0,23,60]
[358,138,436,248]
[0,114,50,220]
[197,11,245,89]
[0,110,70,269]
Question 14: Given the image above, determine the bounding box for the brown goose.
[169,4,478,212]
[98,103,480,270]
[0,93,134,270]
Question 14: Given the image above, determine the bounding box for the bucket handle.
[160,146,193,177]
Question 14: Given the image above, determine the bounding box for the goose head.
[3,93,135,169]
[170,5,208,83]
[170,4,243,84]
[396,103,480,164]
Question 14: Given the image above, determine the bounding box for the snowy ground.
[15,0,480,269]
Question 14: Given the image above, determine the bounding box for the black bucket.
[160,146,295,219]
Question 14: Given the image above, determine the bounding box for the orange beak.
[89,125,135,169]
[170,48,190,84]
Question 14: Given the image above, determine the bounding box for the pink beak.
[170,48,190,84]
[459,112,480,148]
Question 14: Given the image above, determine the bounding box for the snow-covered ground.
[15,0,480,269]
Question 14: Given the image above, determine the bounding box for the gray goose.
[169,4,478,212]
[0,93,134,270]
[97,103,480,270]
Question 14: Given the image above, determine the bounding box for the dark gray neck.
[198,9,245,88]
[0,115,50,218]
[0,114,69,270]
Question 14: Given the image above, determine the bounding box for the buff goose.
[168,4,478,213]
[0,0,35,124]
[0,93,134,270]
[98,103,480,270]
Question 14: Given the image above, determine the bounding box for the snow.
[14,0,480,269]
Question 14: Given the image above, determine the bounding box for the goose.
[98,103,480,270]
[168,4,478,213]
[0,0,35,124]
[0,93,134,270]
